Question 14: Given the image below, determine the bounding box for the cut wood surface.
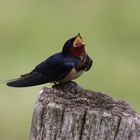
[30,82,140,140]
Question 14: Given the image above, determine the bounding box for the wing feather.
[7,53,74,87]
[7,72,44,87]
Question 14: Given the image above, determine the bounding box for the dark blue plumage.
[7,33,93,87]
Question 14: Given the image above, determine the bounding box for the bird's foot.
[52,81,77,89]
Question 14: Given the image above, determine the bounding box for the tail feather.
[7,72,45,87]
[0,78,18,85]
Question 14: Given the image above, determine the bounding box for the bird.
[7,33,93,87]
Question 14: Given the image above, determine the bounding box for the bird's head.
[62,33,86,57]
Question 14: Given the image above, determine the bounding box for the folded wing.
[7,54,74,87]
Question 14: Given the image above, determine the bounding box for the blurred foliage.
[0,0,140,139]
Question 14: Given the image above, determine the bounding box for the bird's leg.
[52,82,58,88]
[52,81,78,90]
[68,81,77,85]
[54,82,57,85]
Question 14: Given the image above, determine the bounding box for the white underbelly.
[61,68,84,82]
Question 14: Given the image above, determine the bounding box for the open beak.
[73,33,85,48]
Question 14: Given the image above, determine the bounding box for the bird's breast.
[61,68,84,82]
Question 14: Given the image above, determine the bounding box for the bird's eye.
[67,41,72,46]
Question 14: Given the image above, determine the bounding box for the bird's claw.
[52,81,77,89]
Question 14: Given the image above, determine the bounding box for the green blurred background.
[0,0,140,139]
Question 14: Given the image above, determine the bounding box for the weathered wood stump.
[30,82,140,140]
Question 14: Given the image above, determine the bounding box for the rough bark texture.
[30,82,140,140]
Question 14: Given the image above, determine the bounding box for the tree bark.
[29,82,140,140]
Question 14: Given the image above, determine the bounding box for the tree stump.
[29,82,140,140]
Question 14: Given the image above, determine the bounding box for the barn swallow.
[7,33,93,87]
